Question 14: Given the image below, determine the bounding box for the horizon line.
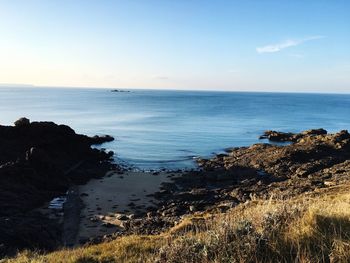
[0,84,349,95]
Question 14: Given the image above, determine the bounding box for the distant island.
[111,89,130,93]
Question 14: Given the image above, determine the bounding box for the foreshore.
[76,170,182,244]
[2,119,350,260]
[71,127,350,247]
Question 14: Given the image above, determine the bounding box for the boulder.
[90,135,114,145]
[14,117,30,127]
[259,130,297,142]
[301,128,327,136]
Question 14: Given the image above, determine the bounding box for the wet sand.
[76,170,178,243]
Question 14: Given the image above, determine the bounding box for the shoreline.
[2,119,350,259]
[70,128,350,247]
[76,170,182,244]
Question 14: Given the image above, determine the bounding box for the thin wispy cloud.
[256,36,325,54]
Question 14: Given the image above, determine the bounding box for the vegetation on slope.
[4,183,350,263]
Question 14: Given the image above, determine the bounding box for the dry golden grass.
[158,184,350,263]
[3,184,350,263]
[2,235,163,263]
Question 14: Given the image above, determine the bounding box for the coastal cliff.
[0,118,115,257]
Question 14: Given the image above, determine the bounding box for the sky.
[0,0,349,93]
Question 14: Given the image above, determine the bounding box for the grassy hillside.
[3,183,350,263]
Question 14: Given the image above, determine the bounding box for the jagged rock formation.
[134,129,350,236]
[0,118,115,257]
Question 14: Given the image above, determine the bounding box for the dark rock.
[333,130,350,141]
[0,212,61,257]
[0,119,117,256]
[90,217,98,222]
[90,135,114,145]
[116,214,128,221]
[101,223,115,228]
[25,147,51,165]
[259,130,297,142]
[301,128,327,136]
[14,117,30,127]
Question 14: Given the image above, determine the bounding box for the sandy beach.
[76,170,179,243]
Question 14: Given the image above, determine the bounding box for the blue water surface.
[0,87,349,169]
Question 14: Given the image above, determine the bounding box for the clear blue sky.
[0,0,349,92]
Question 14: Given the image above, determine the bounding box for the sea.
[1,87,350,170]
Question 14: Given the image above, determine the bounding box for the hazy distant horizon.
[0,84,350,95]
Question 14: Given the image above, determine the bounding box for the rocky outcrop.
[259,128,327,142]
[201,129,349,179]
[90,135,114,145]
[135,129,350,236]
[0,118,116,257]
[71,129,350,247]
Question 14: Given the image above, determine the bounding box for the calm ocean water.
[1,87,350,170]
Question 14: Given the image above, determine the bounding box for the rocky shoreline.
[2,121,350,258]
[95,128,350,242]
[0,118,117,257]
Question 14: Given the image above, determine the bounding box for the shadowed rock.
[0,118,115,256]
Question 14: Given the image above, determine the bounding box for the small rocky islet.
[1,119,350,257]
